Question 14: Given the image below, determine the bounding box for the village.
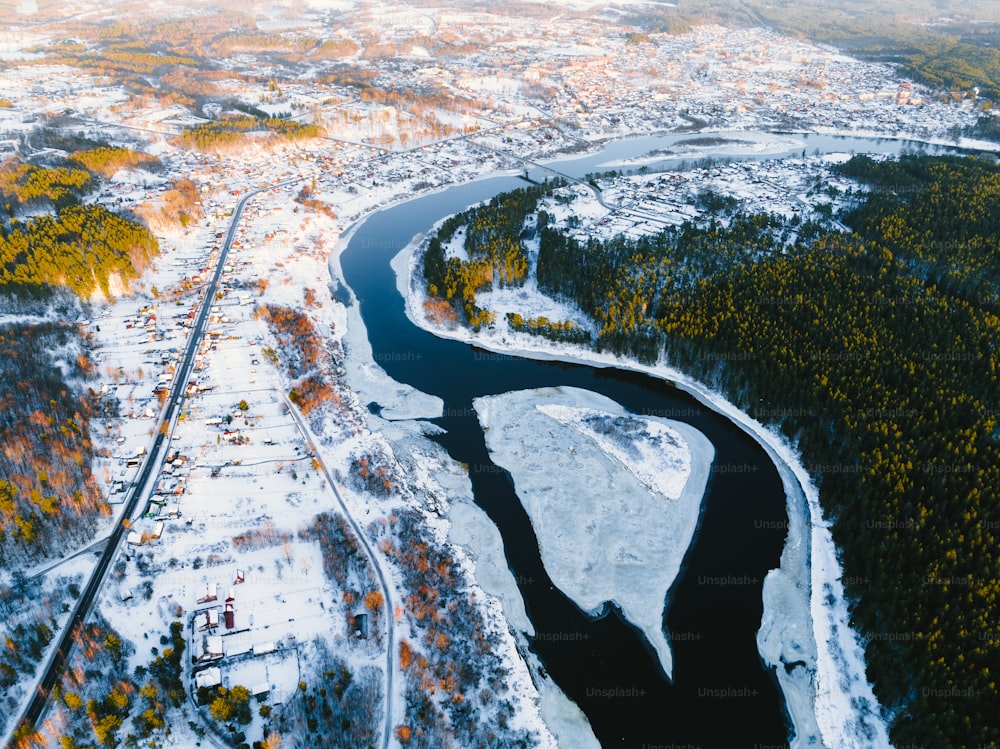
[0,0,997,747]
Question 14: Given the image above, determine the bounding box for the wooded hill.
[175,115,322,153]
[422,154,1000,746]
[0,159,156,561]
[422,180,560,330]
[67,147,161,179]
[0,160,159,299]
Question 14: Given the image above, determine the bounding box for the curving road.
[282,394,397,749]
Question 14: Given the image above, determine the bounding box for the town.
[0,1,997,748]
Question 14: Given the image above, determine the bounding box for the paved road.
[10,178,296,742]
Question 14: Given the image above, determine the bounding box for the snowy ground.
[12,165,590,748]
[474,386,713,680]
[2,5,990,745]
[374,416,601,748]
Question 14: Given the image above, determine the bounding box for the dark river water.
[337,132,951,748]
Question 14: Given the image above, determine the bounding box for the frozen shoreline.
[328,219,602,748]
[393,232,893,748]
[328,223,443,421]
[474,386,714,680]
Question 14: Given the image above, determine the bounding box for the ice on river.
[474,386,714,678]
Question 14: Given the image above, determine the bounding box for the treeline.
[10,617,137,749]
[0,323,108,566]
[29,39,198,76]
[68,146,161,178]
[34,619,183,748]
[372,508,539,748]
[443,155,1000,746]
[271,641,381,749]
[834,153,1000,305]
[421,181,558,329]
[175,115,321,152]
[630,0,1000,101]
[505,311,591,344]
[260,302,345,417]
[899,36,1000,99]
[0,160,158,298]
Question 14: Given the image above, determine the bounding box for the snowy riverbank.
[474,386,714,679]
[328,221,602,748]
[394,233,893,749]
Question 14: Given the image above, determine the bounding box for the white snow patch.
[536,403,691,500]
[475,386,714,679]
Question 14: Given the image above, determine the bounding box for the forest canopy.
[0,322,108,566]
[0,160,159,299]
[422,154,1000,746]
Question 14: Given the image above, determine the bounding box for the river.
[337,131,954,748]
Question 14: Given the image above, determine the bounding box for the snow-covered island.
[474,386,713,679]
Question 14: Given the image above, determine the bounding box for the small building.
[195,667,222,690]
[197,583,218,604]
[251,682,270,700]
[353,612,369,639]
[253,642,276,656]
[119,588,133,602]
[199,609,219,630]
[151,521,164,540]
[224,603,235,630]
[194,635,224,662]
[126,530,143,546]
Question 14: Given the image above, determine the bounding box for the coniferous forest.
[0,159,158,298]
[422,154,1000,747]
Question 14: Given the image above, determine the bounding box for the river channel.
[337,132,952,747]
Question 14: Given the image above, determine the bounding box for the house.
[193,635,224,662]
[195,667,222,690]
[197,583,218,604]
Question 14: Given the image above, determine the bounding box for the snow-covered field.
[474,386,713,680]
